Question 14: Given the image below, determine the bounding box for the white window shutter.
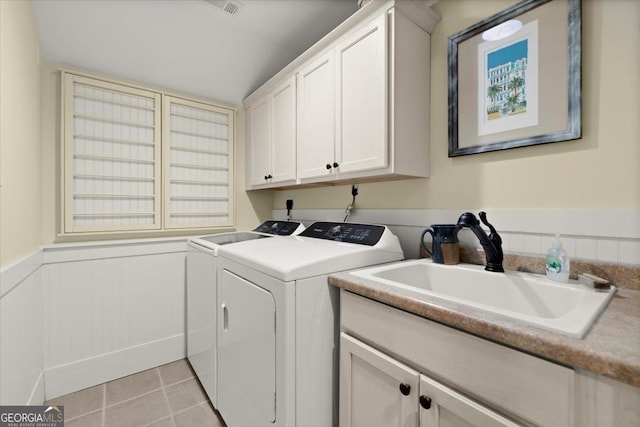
[163,96,234,228]
[63,73,162,232]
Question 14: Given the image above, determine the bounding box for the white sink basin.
[350,259,616,338]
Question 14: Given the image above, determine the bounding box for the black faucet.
[457,212,504,272]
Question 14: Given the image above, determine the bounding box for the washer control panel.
[299,222,386,246]
[253,220,304,236]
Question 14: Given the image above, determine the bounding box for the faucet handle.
[479,211,504,272]
[479,212,497,235]
[479,211,503,249]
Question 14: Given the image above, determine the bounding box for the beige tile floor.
[44,359,226,427]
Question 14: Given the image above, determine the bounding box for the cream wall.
[273,0,640,211]
[0,0,43,269]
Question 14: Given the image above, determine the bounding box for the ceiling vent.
[204,0,244,17]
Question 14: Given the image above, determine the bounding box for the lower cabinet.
[418,374,519,427]
[338,290,640,427]
[340,333,419,427]
[339,291,575,427]
[340,333,521,427]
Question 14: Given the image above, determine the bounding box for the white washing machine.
[186,220,305,405]
[215,222,404,427]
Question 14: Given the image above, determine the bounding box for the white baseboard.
[44,334,186,400]
[27,372,45,406]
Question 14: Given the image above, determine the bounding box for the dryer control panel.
[299,222,385,246]
[253,220,304,236]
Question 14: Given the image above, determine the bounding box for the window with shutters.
[61,72,234,235]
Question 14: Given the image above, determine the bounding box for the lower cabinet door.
[418,375,522,427]
[340,333,419,427]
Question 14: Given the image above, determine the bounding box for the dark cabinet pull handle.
[326,163,332,170]
[419,395,432,410]
[399,383,411,396]
[267,174,273,179]
[333,162,339,168]
[264,175,268,180]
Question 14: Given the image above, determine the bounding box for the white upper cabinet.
[271,77,297,183]
[335,12,387,175]
[297,51,336,180]
[244,0,439,189]
[247,76,297,188]
[248,97,272,186]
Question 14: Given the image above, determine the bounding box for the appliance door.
[218,269,276,426]
[186,242,217,405]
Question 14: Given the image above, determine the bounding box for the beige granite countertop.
[329,265,640,389]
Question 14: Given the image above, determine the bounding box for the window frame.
[60,70,235,238]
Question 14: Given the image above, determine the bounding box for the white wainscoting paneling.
[41,241,187,399]
[1,238,189,404]
[0,250,43,298]
[0,266,44,405]
[274,209,640,264]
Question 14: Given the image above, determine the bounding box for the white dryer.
[186,220,305,405]
[215,222,404,427]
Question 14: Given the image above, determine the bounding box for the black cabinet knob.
[326,163,332,170]
[264,175,268,180]
[419,395,432,410]
[267,174,273,179]
[333,162,339,168]
[399,383,411,396]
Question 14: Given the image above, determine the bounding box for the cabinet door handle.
[326,163,332,170]
[333,162,339,168]
[267,174,273,179]
[419,395,432,410]
[264,175,269,180]
[399,383,411,396]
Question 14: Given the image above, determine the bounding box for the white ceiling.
[32,0,358,106]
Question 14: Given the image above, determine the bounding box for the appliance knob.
[399,383,411,396]
[419,395,432,410]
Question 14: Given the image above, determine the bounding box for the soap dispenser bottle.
[545,234,570,283]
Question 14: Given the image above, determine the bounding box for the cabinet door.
[297,51,336,179]
[418,375,522,427]
[217,269,276,426]
[249,97,272,186]
[271,76,297,183]
[340,333,419,427]
[336,13,387,174]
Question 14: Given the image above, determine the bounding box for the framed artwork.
[448,0,581,157]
